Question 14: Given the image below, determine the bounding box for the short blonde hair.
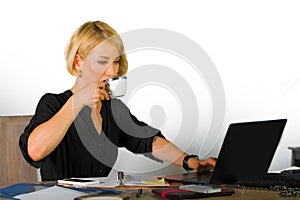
[65,21,128,76]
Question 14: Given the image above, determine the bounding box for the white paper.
[15,185,87,200]
[57,169,119,188]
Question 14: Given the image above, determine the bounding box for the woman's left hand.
[188,157,216,171]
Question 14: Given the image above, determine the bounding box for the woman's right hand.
[72,76,110,112]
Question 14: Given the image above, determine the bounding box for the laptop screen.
[210,119,287,184]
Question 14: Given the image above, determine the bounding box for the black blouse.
[19,90,163,181]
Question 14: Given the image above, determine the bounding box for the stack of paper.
[15,185,87,200]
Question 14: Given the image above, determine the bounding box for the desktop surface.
[93,187,300,200]
[1,182,300,199]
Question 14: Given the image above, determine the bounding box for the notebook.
[164,119,288,185]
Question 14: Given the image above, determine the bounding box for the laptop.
[164,119,289,186]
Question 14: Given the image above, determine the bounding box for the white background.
[1,0,300,173]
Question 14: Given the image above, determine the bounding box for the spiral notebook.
[164,119,289,186]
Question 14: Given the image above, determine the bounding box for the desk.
[1,183,300,200]
[121,188,299,199]
[74,187,300,200]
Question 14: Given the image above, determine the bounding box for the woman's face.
[80,40,120,82]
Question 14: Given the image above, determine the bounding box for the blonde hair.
[65,21,128,76]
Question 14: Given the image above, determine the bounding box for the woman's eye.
[98,60,108,65]
[113,60,120,65]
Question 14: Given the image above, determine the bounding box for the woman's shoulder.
[39,90,72,105]
[41,90,72,98]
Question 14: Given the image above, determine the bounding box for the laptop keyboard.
[182,171,212,184]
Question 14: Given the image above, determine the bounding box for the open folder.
[57,169,169,188]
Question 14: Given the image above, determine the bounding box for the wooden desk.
[125,188,299,199]
[1,182,300,200]
[77,187,300,200]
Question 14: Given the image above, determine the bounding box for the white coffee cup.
[105,76,127,98]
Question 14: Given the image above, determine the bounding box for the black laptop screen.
[210,119,287,184]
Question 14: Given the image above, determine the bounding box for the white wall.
[1,0,300,174]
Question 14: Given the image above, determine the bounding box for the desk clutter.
[57,171,169,188]
[1,167,300,199]
[0,183,122,200]
[237,167,300,197]
[2,181,300,199]
[0,170,167,200]
[151,186,234,199]
[238,184,300,198]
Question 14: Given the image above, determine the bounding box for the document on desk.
[15,185,87,200]
[122,174,168,186]
[58,175,169,188]
[58,169,169,188]
[58,176,120,188]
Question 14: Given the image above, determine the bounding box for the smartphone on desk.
[57,178,100,186]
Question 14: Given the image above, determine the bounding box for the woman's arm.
[27,96,81,161]
[152,136,216,170]
[28,77,109,162]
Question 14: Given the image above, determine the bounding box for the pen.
[136,188,143,198]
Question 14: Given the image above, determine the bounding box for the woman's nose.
[104,62,118,77]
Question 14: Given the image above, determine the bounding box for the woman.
[19,20,215,181]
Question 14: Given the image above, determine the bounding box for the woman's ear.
[74,54,83,70]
